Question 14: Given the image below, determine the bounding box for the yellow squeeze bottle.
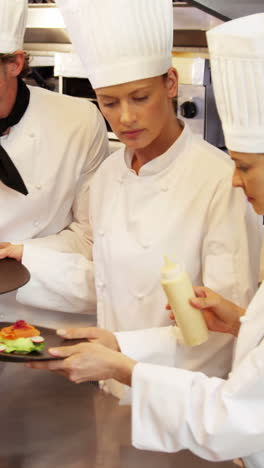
[161,256,208,346]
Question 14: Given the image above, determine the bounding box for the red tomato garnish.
[13,320,30,330]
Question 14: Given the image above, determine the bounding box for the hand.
[167,287,244,336]
[0,242,24,262]
[26,342,136,385]
[190,287,244,336]
[55,327,120,351]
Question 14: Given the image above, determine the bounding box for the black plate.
[0,322,85,362]
[0,258,30,294]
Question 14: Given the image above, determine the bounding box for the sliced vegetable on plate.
[0,320,45,354]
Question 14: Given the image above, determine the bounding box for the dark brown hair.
[0,52,30,77]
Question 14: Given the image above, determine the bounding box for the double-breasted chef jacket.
[90,121,262,396]
[116,281,264,468]
[18,121,262,392]
[0,85,108,329]
[90,123,261,333]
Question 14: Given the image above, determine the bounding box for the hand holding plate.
[27,341,136,386]
[56,327,120,351]
[0,242,23,262]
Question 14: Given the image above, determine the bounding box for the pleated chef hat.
[207,13,264,153]
[56,0,173,89]
[0,0,28,53]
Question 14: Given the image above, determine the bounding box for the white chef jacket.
[89,121,260,398]
[116,282,264,468]
[0,85,108,329]
[17,122,260,330]
[90,122,261,332]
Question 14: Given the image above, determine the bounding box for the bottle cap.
[161,256,183,281]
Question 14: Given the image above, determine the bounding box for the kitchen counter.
[0,362,237,468]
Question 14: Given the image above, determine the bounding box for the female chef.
[26,0,260,403]
[47,0,259,386]
[29,12,264,468]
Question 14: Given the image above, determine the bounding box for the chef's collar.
[0,77,29,195]
[124,120,190,177]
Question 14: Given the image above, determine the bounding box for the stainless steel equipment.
[188,0,264,21]
[174,56,225,147]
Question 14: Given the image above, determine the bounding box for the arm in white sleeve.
[202,178,262,307]
[132,341,264,461]
[116,326,234,377]
[16,107,108,313]
[17,245,96,313]
[22,107,109,257]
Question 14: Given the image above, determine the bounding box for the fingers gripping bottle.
[161,256,208,346]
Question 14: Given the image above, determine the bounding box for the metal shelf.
[188,0,264,21]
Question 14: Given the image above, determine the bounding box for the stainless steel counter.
[0,362,237,468]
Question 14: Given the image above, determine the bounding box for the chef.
[29,12,264,468]
[43,0,261,387]
[0,0,108,329]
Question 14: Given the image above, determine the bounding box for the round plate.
[0,258,30,294]
[0,322,85,362]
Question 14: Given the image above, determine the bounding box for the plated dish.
[0,321,84,362]
[0,320,45,354]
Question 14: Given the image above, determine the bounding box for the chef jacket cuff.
[114,326,179,367]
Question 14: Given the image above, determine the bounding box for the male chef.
[0,0,108,329]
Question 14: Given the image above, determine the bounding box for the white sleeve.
[22,107,109,258]
[16,107,108,313]
[131,342,264,461]
[202,178,262,307]
[116,326,234,377]
[16,245,96,313]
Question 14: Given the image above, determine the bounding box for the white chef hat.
[56,0,173,89]
[0,0,28,54]
[207,13,264,153]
